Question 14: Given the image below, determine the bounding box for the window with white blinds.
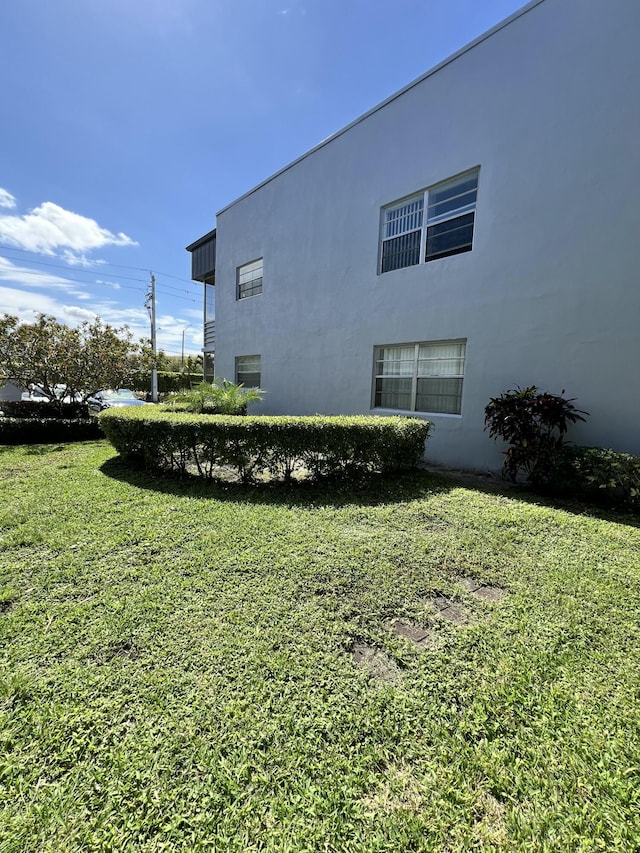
[235,355,261,388]
[381,170,478,272]
[373,340,466,414]
[237,258,263,299]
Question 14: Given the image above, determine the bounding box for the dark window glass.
[427,176,478,217]
[381,230,421,273]
[374,377,413,410]
[237,371,261,387]
[425,213,474,261]
[238,277,263,299]
[416,377,463,414]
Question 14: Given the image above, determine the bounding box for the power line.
[0,255,199,302]
[0,243,200,288]
[156,292,199,304]
[0,264,146,293]
[0,252,149,284]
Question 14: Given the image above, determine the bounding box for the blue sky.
[0,0,525,357]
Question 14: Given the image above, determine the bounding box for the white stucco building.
[187,0,640,471]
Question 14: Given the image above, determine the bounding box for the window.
[380,170,478,272]
[235,355,261,388]
[237,259,263,299]
[373,340,466,414]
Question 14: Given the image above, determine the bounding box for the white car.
[21,384,49,401]
[21,384,82,402]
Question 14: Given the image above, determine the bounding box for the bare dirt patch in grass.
[103,639,139,661]
[457,576,507,603]
[358,763,425,816]
[352,643,401,684]
[471,790,508,848]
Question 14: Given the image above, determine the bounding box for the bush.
[484,386,588,485]
[0,418,103,445]
[554,446,640,513]
[99,408,430,483]
[0,400,91,419]
[164,381,264,415]
[136,371,203,395]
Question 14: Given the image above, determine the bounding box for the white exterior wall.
[213,0,640,471]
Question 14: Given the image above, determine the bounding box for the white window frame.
[372,339,466,415]
[235,354,261,388]
[379,169,479,273]
[237,258,263,300]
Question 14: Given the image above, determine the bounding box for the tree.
[0,314,152,405]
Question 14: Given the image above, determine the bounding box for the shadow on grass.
[428,466,640,529]
[99,455,458,509]
[100,454,640,525]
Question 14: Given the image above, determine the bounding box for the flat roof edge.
[216,0,546,218]
[186,228,217,252]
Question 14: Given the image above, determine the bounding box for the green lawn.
[1,441,639,852]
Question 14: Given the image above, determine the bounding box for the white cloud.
[0,255,88,293]
[61,250,108,268]
[63,306,99,323]
[0,200,137,256]
[0,188,16,210]
[0,285,65,319]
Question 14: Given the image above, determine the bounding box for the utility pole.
[145,273,158,403]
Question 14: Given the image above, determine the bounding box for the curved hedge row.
[99,408,431,483]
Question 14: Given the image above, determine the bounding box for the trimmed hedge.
[0,417,103,445]
[0,400,91,419]
[99,408,431,483]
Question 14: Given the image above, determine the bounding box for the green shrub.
[164,380,264,416]
[99,408,430,483]
[484,386,588,484]
[0,417,103,445]
[0,400,91,419]
[555,446,640,512]
[136,371,203,394]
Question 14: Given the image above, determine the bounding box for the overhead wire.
[0,251,201,302]
[0,244,200,289]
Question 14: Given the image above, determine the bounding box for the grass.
[0,440,639,852]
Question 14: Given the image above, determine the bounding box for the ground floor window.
[203,351,215,383]
[373,340,466,414]
[235,355,261,387]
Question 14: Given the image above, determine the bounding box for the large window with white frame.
[237,258,263,299]
[373,340,466,414]
[235,354,261,388]
[380,170,479,273]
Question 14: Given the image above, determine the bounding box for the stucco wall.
[213,0,640,470]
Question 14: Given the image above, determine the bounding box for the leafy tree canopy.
[0,313,152,404]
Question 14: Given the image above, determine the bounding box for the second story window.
[381,169,479,273]
[237,258,263,299]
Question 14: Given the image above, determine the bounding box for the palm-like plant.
[166,380,263,415]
